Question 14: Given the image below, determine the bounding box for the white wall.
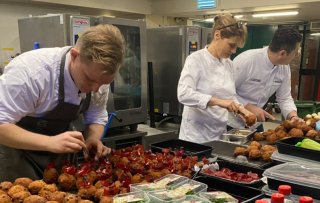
[0,2,79,67]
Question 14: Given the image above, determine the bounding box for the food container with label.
[176,195,211,203]
[113,191,150,203]
[199,191,238,202]
[222,129,256,144]
[130,174,189,192]
[263,162,320,199]
[148,179,208,202]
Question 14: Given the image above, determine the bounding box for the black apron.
[0,48,91,182]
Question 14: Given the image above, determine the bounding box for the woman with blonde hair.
[178,13,255,143]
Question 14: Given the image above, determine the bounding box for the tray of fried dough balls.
[205,140,276,169]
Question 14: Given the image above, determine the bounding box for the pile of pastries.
[234,141,277,161]
[0,145,198,203]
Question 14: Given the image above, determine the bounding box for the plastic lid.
[271,152,320,167]
[255,199,269,203]
[278,185,292,195]
[263,163,320,189]
[299,196,313,203]
[271,193,284,203]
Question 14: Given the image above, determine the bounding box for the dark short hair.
[269,27,302,54]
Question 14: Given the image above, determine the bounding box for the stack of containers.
[263,163,320,200]
[113,191,150,203]
[130,176,208,203]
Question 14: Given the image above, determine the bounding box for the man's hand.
[85,137,111,161]
[245,104,276,122]
[47,131,87,153]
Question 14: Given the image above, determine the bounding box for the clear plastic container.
[271,151,320,167]
[113,191,150,203]
[199,191,238,202]
[130,174,189,192]
[263,163,320,199]
[148,179,208,202]
[176,195,211,203]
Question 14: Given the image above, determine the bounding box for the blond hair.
[213,13,247,48]
[76,24,125,74]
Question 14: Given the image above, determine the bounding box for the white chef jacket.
[0,46,109,126]
[228,46,296,128]
[178,47,238,143]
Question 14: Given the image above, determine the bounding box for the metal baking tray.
[222,128,257,144]
[204,140,275,169]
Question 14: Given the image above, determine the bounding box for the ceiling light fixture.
[234,15,243,19]
[311,33,320,36]
[252,11,298,18]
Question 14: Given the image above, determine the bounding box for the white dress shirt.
[178,47,238,143]
[228,46,296,128]
[0,47,108,126]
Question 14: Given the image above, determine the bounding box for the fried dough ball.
[249,141,262,149]
[43,167,58,184]
[0,194,11,203]
[14,178,33,188]
[78,185,96,200]
[99,195,113,203]
[288,128,304,137]
[63,193,80,203]
[45,191,66,202]
[94,188,104,200]
[261,145,277,152]
[283,120,294,130]
[261,150,274,161]
[265,133,278,145]
[0,190,5,196]
[58,173,76,191]
[296,123,313,133]
[0,182,13,192]
[7,185,27,197]
[23,195,47,203]
[306,118,317,128]
[305,129,318,139]
[245,114,257,126]
[11,190,31,202]
[234,147,248,157]
[246,145,259,153]
[253,132,265,141]
[28,180,46,195]
[38,184,58,198]
[275,130,288,140]
[45,201,59,203]
[275,125,286,132]
[248,149,262,160]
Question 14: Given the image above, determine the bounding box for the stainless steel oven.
[18,14,147,131]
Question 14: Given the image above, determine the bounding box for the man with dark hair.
[228,27,302,130]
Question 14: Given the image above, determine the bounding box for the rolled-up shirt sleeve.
[276,67,297,119]
[83,85,109,126]
[0,59,39,124]
[177,56,212,110]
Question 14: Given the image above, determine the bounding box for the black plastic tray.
[276,137,320,162]
[204,140,274,169]
[268,177,320,199]
[199,160,265,188]
[194,176,263,203]
[150,139,213,159]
